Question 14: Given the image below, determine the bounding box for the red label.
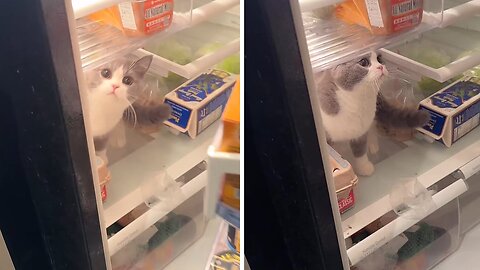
[338,189,355,214]
[390,0,423,32]
[101,185,107,201]
[143,0,174,34]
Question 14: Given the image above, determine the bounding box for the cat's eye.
[358,58,370,67]
[100,69,111,79]
[377,54,384,64]
[122,76,134,85]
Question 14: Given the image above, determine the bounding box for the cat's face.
[86,56,153,106]
[331,52,388,90]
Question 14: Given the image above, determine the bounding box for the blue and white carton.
[164,69,237,138]
[417,76,480,147]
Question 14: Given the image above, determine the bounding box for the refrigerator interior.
[70,0,239,268]
[293,0,480,269]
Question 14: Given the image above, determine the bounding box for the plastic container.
[381,19,480,83]
[110,190,206,269]
[139,8,240,78]
[352,198,461,270]
[336,0,424,35]
[88,0,175,37]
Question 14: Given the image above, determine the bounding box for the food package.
[336,0,423,35]
[96,156,111,202]
[328,145,359,214]
[163,69,237,138]
[217,174,240,228]
[417,76,480,147]
[219,78,240,153]
[89,0,173,37]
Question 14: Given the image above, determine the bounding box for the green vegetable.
[194,42,223,59]
[216,54,240,74]
[144,39,193,65]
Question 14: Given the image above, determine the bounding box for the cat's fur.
[85,55,171,162]
[316,52,429,176]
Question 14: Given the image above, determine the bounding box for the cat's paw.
[150,104,172,124]
[409,110,430,128]
[353,159,375,176]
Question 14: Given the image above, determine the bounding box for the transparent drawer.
[138,6,240,78]
[303,0,444,72]
[109,190,206,270]
[351,197,461,270]
[381,16,480,83]
[458,172,480,234]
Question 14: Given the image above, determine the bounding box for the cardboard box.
[417,76,480,147]
[328,145,359,214]
[164,69,237,138]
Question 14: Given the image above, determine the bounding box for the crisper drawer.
[458,171,480,234]
[109,189,207,270]
[347,178,467,269]
[136,6,240,79]
[380,15,480,83]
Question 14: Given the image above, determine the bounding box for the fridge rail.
[341,128,480,239]
[108,171,207,255]
[103,122,218,227]
[77,0,239,71]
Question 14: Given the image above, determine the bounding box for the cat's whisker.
[127,104,138,128]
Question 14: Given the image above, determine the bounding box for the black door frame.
[245,0,346,269]
[0,1,107,269]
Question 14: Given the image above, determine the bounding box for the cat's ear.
[129,55,153,77]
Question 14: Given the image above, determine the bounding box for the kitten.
[85,55,171,162]
[316,52,429,176]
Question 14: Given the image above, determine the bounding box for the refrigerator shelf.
[381,21,480,83]
[103,122,218,228]
[298,0,343,12]
[108,171,207,255]
[76,0,239,71]
[304,15,440,73]
[135,10,240,79]
[341,127,480,240]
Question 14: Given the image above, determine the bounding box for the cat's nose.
[111,84,120,92]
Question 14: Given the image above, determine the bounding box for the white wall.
[0,231,15,270]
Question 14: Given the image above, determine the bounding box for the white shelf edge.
[108,171,207,255]
[342,131,480,239]
[441,0,480,28]
[347,179,468,266]
[73,0,126,19]
[204,126,240,219]
[299,0,343,12]
[137,38,240,79]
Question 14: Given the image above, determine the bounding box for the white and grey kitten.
[85,55,170,161]
[316,52,429,176]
